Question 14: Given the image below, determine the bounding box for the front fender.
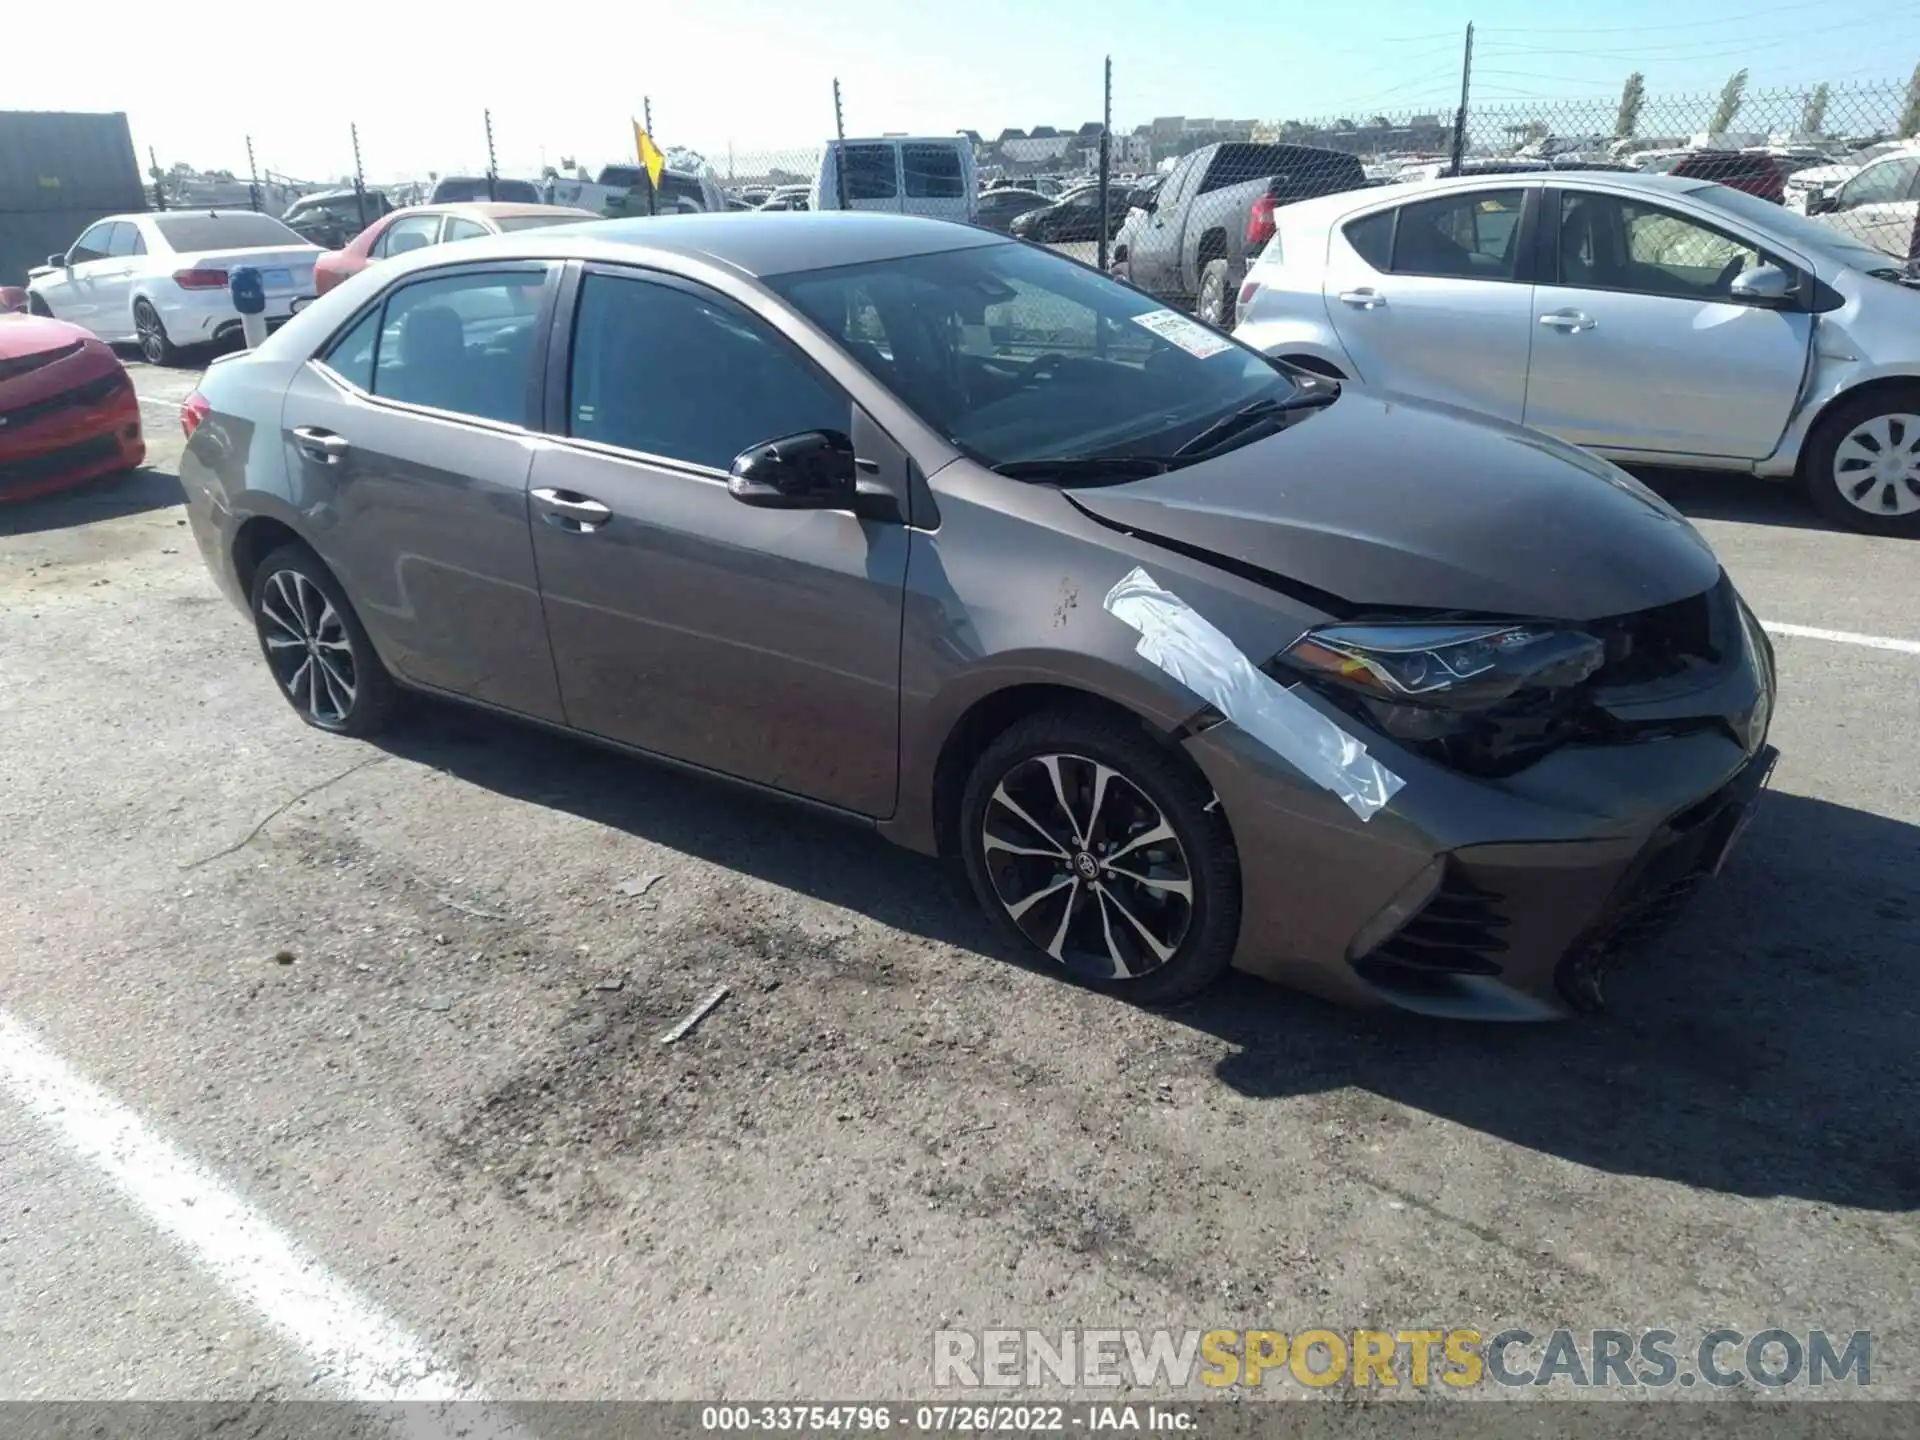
[1761,356,1920,477]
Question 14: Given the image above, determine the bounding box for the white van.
[809,137,977,224]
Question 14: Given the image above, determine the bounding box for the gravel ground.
[1,359,1916,1407]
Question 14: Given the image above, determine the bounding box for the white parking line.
[0,1009,527,1433]
[1762,621,1920,656]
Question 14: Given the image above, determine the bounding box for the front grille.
[0,368,128,431]
[0,432,119,494]
[1361,867,1510,976]
[1588,575,1732,688]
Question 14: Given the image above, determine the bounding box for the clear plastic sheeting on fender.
[1103,567,1405,822]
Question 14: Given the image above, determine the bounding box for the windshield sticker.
[1131,309,1236,359]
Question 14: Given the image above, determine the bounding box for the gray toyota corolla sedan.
[178,212,1777,1020]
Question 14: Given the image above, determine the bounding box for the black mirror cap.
[48,253,67,268]
[728,429,859,509]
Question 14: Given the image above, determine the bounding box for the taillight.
[1246,194,1276,249]
[1238,279,1261,308]
[181,392,210,439]
[172,268,229,290]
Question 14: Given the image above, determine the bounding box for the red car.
[1668,151,1786,204]
[0,314,145,501]
[313,201,599,295]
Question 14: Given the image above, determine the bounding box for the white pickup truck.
[542,164,725,217]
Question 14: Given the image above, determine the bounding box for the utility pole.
[1449,22,1475,177]
[351,123,368,228]
[643,96,657,215]
[484,109,499,201]
[148,146,167,211]
[1097,56,1113,274]
[245,135,261,212]
[832,78,848,211]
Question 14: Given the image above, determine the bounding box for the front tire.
[959,708,1241,1005]
[28,291,54,317]
[1800,388,1920,537]
[133,299,179,366]
[249,544,397,736]
[1196,258,1235,331]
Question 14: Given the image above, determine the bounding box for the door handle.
[1538,310,1597,332]
[292,426,350,462]
[531,487,612,531]
[1338,288,1386,309]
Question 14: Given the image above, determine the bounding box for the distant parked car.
[974,188,1052,233]
[25,211,321,364]
[1011,186,1133,244]
[1232,171,1920,534]
[282,188,395,250]
[0,312,143,500]
[757,186,812,212]
[1112,142,1368,328]
[810,136,977,223]
[313,202,601,295]
[428,176,544,205]
[1667,151,1785,204]
[1784,140,1916,213]
[1805,148,1920,261]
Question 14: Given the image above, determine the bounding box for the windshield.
[767,241,1300,469]
[1691,182,1897,272]
[152,213,306,250]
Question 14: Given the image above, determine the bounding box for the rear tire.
[1196,258,1235,330]
[1799,387,1920,537]
[133,299,179,366]
[959,707,1241,1006]
[249,543,397,736]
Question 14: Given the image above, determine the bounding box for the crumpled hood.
[1067,386,1722,621]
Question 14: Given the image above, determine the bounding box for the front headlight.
[1282,623,1605,709]
[1277,622,1607,773]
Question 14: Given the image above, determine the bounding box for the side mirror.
[729,430,859,510]
[1730,263,1795,305]
[48,253,68,269]
[1805,193,1839,215]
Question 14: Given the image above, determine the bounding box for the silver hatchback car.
[1232,171,1920,536]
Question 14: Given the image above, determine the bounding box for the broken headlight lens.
[1278,623,1608,774]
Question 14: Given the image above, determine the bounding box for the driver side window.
[69,222,115,264]
[1559,193,1767,301]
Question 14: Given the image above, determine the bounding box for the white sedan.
[26,211,321,365]
[1231,170,1920,535]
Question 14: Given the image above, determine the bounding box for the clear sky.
[12,0,1914,182]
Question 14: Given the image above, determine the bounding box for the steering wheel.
[1020,352,1099,386]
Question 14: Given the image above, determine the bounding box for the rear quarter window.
[1343,210,1394,269]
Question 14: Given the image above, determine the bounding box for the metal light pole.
[643,96,656,215]
[148,146,167,211]
[245,135,261,212]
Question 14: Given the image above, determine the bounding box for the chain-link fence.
[27,67,1916,303]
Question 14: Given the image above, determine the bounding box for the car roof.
[403,211,1008,279]
[1278,169,1719,227]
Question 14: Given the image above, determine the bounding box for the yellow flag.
[633,122,666,189]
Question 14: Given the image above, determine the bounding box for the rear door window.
[842,145,899,201]
[903,144,965,198]
[362,268,550,424]
[1387,190,1525,279]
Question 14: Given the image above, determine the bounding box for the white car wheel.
[1832,412,1920,518]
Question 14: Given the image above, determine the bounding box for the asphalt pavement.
[1,358,1915,1408]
